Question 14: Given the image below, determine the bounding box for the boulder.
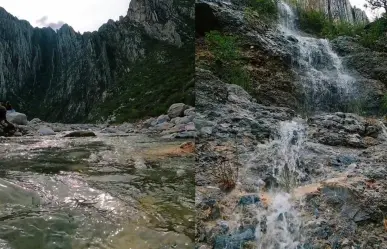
[156,114,170,124]
[7,112,27,125]
[117,122,134,133]
[143,117,157,128]
[172,115,194,125]
[184,107,195,116]
[38,127,56,136]
[29,118,42,124]
[167,103,188,118]
[64,131,96,137]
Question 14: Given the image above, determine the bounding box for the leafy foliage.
[298,9,364,38]
[298,8,387,50]
[365,0,387,13]
[381,94,387,113]
[248,0,278,17]
[90,39,195,123]
[299,9,327,34]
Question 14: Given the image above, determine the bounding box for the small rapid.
[0,132,194,249]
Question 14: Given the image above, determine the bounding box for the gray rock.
[172,115,194,125]
[156,114,170,124]
[38,127,56,136]
[184,107,195,116]
[6,112,28,125]
[117,122,134,133]
[175,131,196,138]
[155,122,174,131]
[14,132,22,136]
[167,103,188,118]
[101,128,117,133]
[185,122,195,131]
[29,118,42,124]
[200,126,213,135]
[64,131,96,137]
[0,0,194,123]
[143,117,157,128]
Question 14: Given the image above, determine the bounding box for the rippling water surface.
[0,132,194,249]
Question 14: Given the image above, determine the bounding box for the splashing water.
[252,120,306,249]
[278,1,356,112]
[273,120,306,191]
[256,193,304,249]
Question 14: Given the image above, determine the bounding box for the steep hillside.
[0,0,194,123]
[287,0,368,24]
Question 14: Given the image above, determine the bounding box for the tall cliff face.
[288,0,369,24]
[0,0,194,123]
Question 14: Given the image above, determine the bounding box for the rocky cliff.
[195,0,387,248]
[0,0,194,123]
[287,0,369,24]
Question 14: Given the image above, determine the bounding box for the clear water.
[0,133,194,249]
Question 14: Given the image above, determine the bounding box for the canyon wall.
[0,0,194,123]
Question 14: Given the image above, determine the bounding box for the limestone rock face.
[287,0,369,24]
[0,0,194,123]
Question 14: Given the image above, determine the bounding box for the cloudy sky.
[0,0,130,33]
[349,0,385,19]
[0,0,384,32]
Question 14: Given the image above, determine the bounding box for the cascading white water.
[278,1,356,112]
[255,120,306,249]
[248,3,361,248]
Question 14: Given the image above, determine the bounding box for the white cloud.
[0,0,130,33]
[349,0,385,20]
[36,16,65,30]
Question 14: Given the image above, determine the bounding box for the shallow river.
[0,132,194,249]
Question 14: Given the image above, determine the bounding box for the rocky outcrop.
[288,0,369,24]
[331,36,387,114]
[141,103,196,138]
[195,69,387,249]
[0,0,194,123]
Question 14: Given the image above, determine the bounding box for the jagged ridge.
[0,0,194,123]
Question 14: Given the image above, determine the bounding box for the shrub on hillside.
[205,31,239,62]
[249,0,278,17]
[204,31,252,92]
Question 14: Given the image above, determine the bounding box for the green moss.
[205,31,239,61]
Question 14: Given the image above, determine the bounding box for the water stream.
[278,1,356,113]
[251,2,359,248]
[0,132,194,249]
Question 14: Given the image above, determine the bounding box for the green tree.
[365,0,387,15]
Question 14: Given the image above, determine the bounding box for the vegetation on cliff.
[298,8,387,51]
[196,31,252,93]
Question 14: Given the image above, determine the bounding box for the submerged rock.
[64,131,96,137]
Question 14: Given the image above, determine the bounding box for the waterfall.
[254,120,306,249]
[252,3,356,247]
[277,1,356,113]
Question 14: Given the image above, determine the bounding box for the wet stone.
[239,195,260,206]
